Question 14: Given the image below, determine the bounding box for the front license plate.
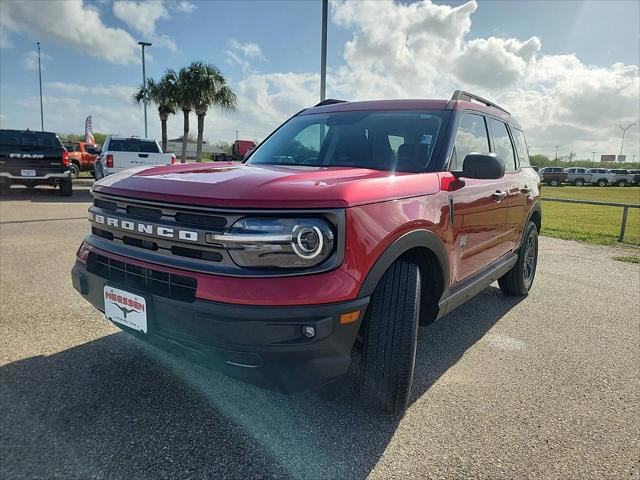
[20,169,36,177]
[104,286,147,333]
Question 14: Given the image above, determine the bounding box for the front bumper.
[71,261,369,392]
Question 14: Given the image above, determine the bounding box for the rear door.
[449,112,508,285]
[0,130,66,177]
[487,118,524,253]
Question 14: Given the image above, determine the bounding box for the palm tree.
[165,67,198,163]
[188,61,237,162]
[133,72,177,152]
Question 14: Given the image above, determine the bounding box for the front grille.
[88,193,238,267]
[87,252,197,302]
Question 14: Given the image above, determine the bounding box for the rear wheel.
[59,177,73,196]
[94,162,104,180]
[574,178,584,186]
[616,179,627,187]
[550,179,560,187]
[360,260,421,415]
[499,221,538,296]
[597,179,607,187]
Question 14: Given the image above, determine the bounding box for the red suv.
[72,90,541,414]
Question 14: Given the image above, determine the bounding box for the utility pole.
[235,130,239,141]
[554,146,559,166]
[319,0,328,101]
[616,123,637,160]
[592,151,596,162]
[138,41,152,137]
[37,42,44,131]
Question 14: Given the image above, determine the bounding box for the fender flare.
[358,229,450,298]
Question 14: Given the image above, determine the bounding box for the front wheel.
[70,162,80,179]
[574,178,584,187]
[616,180,627,187]
[499,221,538,296]
[360,260,421,415]
[597,179,607,187]
[550,179,560,187]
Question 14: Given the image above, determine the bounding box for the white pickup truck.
[94,136,176,179]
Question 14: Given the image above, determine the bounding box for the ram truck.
[94,136,176,179]
[72,91,542,414]
[539,167,568,186]
[0,129,73,195]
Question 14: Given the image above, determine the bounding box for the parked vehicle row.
[539,167,640,187]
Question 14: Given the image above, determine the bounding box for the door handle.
[492,190,508,202]
[520,185,531,194]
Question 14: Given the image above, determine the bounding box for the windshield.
[247,110,447,172]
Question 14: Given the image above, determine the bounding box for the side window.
[510,128,530,167]
[488,118,517,171]
[450,113,489,171]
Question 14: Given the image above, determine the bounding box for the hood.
[93,162,441,208]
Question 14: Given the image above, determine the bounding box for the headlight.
[208,217,335,268]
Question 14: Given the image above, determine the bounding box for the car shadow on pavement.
[0,286,523,480]
[0,180,94,204]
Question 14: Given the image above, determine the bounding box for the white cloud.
[45,82,136,103]
[112,0,176,51]
[0,0,139,64]
[170,0,196,14]
[21,51,52,71]
[327,0,639,159]
[226,39,266,73]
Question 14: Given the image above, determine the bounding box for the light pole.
[235,130,239,141]
[138,41,152,137]
[320,0,328,101]
[37,42,44,131]
[616,123,637,160]
[592,151,596,162]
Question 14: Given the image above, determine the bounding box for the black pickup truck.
[0,129,73,196]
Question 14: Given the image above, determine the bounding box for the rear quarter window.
[510,127,530,168]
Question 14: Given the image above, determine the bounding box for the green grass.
[541,186,640,246]
[612,255,640,264]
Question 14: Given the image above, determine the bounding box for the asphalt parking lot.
[1,181,639,480]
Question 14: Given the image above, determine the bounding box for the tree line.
[134,60,237,162]
[530,154,639,169]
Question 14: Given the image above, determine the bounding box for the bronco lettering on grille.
[90,212,199,242]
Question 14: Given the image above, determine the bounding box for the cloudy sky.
[1,0,639,160]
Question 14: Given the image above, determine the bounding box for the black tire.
[574,178,584,186]
[360,260,421,415]
[499,222,538,296]
[59,177,73,196]
[616,180,627,187]
[550,179,560,187]
[70,162,80,179]
[0,182,10,195]
[597,179,607,187]
[94,161,104,180]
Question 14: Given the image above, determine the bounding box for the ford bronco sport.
[72,90,541,414]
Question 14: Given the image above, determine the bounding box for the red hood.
[93,162,441,208]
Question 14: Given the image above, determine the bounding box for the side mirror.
[460,153,505,180]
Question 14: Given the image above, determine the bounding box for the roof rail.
[450,90,510,115]
[314,98,347,107]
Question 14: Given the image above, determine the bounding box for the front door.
[448,112,508,285]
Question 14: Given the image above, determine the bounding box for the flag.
[85,116,95,144]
